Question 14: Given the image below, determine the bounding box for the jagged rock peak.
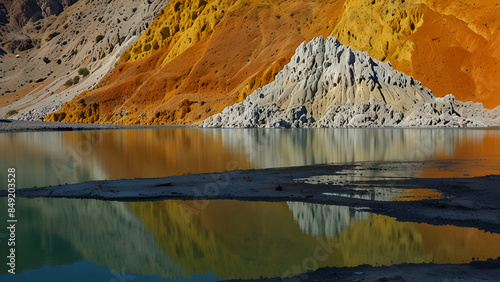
[251,36,435,114]
[202,36,500,128]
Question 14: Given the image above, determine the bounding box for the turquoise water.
[0,260,218,282]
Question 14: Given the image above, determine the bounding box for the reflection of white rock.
[203,36,500,128]
[219,128,459,169]
[286,202,369,237]
[321,188,405,202]
[295,171,409,202]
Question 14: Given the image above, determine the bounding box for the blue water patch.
[0,260,219,282]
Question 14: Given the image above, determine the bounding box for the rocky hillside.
[202,36,500,128]
[0,0,497,125]
[0,0,79,30]
[0,0,168,120]
[45,0,345,124]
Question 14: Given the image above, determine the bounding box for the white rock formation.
[202,36,500,128]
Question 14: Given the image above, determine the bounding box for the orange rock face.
[330,0,500,109]
[46,0,500,125]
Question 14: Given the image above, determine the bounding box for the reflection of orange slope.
[391,188,444,202]
[415,223,500,264]
[129,200,345,279]
[336,213,500,267]
[61,129,252,180]
[418,130,500,178]
[130,200,500,279]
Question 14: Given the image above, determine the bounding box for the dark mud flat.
[6,159,500,233]
[231,259,500,282]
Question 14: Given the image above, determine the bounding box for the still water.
[1,127,500,189]
[0,128,499,280]
[1,199,500,281]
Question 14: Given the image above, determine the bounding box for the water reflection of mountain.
[129,200,345,279]
[219,128,459,168]
[3,198,500,279]
[219,128,469,202]
[129,199,500,279]
[0,132,108,189]
[0,128,253,189]
[1,128,498,191]
[286,202,369,237]
[0,198,185,277]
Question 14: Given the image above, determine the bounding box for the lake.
[0,128,499,280]
[1,127,500,189]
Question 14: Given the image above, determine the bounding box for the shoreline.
[0,119,182,133]
[231,259,500,281]
[5,159,500,233]
[1,119,500,133]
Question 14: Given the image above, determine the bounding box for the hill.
[202,36,500,128]
[11,0,500,124]
[0,0,168,120]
